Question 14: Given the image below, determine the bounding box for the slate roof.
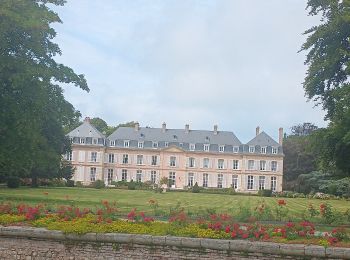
[246,131,280,147]
[67,120,105,139]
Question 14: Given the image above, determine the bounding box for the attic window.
[173,135,178,140]
[110,140,115,146]
[233,146,239,153]
[165,142,169,147]
[205,136,210,142]
[140,133,145,138]
[249,146,255,153]
[93,138,97,144]
[272,147,277,154]
[80,138,85,144]
[261,147,266,154]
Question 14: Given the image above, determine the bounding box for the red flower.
[225,226,231,233]
[278,199,286,206]
[286,222,294,228]
[242,233,249,239]
[231,231,237,238]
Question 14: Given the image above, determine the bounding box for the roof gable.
[67,121,105,139]
[247,131,280,147]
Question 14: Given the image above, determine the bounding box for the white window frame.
[136,155,143,165]
[203,173,208,187]
[151,155,158,166]
[110,140,115,146]
[80,138,85,144]
[271,176,277,191]
[203,158,209,168]
[136,170,142,182]
[204,144,210,152]
[93,138,98,145]
[122,169,127,181]
[271,161,278,172]
[219,145,225,152]
[66,151,72,161]
[188,173,194,187]
[164,142,169,147]
[233,146,239,153]
[124,140,130,148]
[90,152,97,162]
[233,160,239,170]
[218,159,224,169]
[248,160,255,170]
[108,153,114,163]
[217,174,223,188]
[122,154,129,164]
[272,147,278,154]
[151,170,157,183]
[259,176,265,190]
[138,142,144,148]
[249,146,255,153]
[90,167,96,182]
[188,157,195,168]
[152,142,158,148]
[261,146,267,154]
[169,172,176,186]
[189,143,195,151]
[107,169,113,184]
[247,175,254,190]
[260,160,267,171]
[232,175,238,189]
[170,156,176,167]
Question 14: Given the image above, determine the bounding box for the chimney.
[279,127,283,145]
[256,126,260,136]
[84,117,90,123]
[213,125,218,135]
[162,122,166,133]
[185,124,190,133]
[134,122,140,131]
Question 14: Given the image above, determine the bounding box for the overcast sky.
[53,0,326,142]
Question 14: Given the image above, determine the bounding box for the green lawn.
[0,187,349,223]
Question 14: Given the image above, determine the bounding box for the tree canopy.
[0,0,88,184]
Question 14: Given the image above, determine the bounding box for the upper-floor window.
[188,157,195,168]
[261,147,267,154]
[248,160,255,170]
[93,138,97,145]
[110,140,115,146]
[170,156,176,167]
[137,155,143,165]
[271,161,278,172]
[108,153,114,163]
[173,135,178,140]
[151,155,158,166]
[124,140,129,148]
[260,160,267,171]
[217,174,223,188]
[218,159,224,169]
[122,154,128,164]
[138,142,144,148]
[179,143,183,147]
[165,142,169,147]
[189,143,195,151]
[91,152,97,162]
[80,138,85,144]
[249,146,255,153]
[203,158,209,168]
[204,144,210,152]
[66,151,72,161]
[233,146,239,153]
[219,145,225,152]
[152,142,158,148]
[233,160,239,170]
[272,147,278,154]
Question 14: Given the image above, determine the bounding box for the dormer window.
[219,145,225,152]
[233,146,239,153]
[165,142,169,147]
[179,143,183,147]
[261,147,267,154]
[80,138,85,144]
[189,143,195,151]
[249,146,255,153]
[93,138,97,145]
[204,144,210,152]
[173,135,178,140]
[110,140,115,146]
[140,133,145,138]
[272,147,278,154]
[124,140,130,148]
[205,136,210,142]
[138,142,144,148]
[152,142,158,148]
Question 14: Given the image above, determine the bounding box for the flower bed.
[0,200,349,248]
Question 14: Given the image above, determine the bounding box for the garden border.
[1,226,350,259]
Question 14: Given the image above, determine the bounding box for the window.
[233,146,239,153]
[203,173,208,188]
[122,154,128,164]
[173,135,178,140]
[188,157,195,168]
[189,144,195,151]
[66,151,72,161]
[165,142,169,147]
[179,143,183,147]
[108,154,114,163]
[233,160,239,170]
[271,161,278,172]
[80,138,85,144]
[138,142,144,148]
[248,160,255,170]
[110,140,115,146]
[260,160,267,171]
[107,169,113,184]
[217,174,223,188]
[136,170,142,182]
[261,147,266,154]
[151,155,158,166]
[204,144,210,152]
[151,171,157,183]
[170,156,176,167]
[91,152,97,162]
[70,138,73,143]
[152,142,158,148]
[272,147,278,154]
[124,140,130,148]
[271,176,277,191]
[122,169,127,181]
[218,159,224,169]
[137,155,143,165]
[90,167,96,182]
[219,145,225,152]
[232,175,238,189]
[259,176,265,190]
[247,175,254,190]
[188,173,194,187]
[93,138,97,145]
[249,146,255,153]
[169,172,176,186]
[203,158,209,168]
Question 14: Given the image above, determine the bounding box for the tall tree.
[290,123,318,136]
[0,0,88,184]
[301,0,350,176]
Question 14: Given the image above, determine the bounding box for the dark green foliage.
[257,189,272,197]
[91,180,105,189]
[6,176,20,188]
[191,182,200,193]
[127,180,136,190]
[66,180,75,187]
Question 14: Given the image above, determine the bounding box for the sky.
[53,0,326,143]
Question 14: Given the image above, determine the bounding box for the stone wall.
[0,226,349,259]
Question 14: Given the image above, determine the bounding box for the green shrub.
[192,182,200,193]
[66,180,75,187]
[7,176,20,188]
[258,189,272,197]
[91,180,105,189]
[75,181,83,187]
[127,180,136,190]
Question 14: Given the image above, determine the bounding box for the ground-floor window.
[247,175,254,190]
[271,176,277,191]
[232,175,238,189]
[217,174,223,188]
[203,173,208,187]
[169,172,176,187]
[107,169,113,184]
[259,176,265,190]
[136,170,142,182]
[151,170,157,183]
[90,167,96,182]
[122,169,127,181]
[188,173,194,187]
